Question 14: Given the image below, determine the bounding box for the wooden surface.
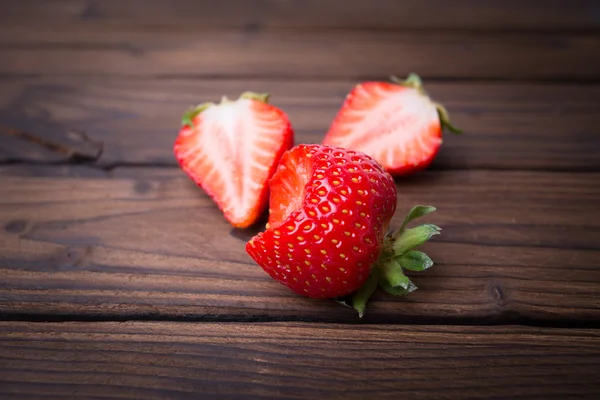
[1,79,599,169]
[2,23,599,80]
[1,169,599,324]
[1,322,599,399]
[3,0,600,30]
[1,0,599,398]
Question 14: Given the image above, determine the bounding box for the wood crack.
[0,110,104,163]
[2,311,600,329]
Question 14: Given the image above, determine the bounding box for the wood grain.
[1,23,598,80]
[1,169,598,323]
[0,165,105,178]
[1,78,598,169]
[1,321,599,399]
[2,0,599,31]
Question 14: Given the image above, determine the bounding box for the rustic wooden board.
[1,23,599,80]
[1,321,599,399]
[1,78,598,169]
[1,169,598,323]
[2,0,599,31]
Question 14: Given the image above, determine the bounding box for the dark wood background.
[1,0,599,398]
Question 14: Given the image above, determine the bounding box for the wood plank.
[1,0,599,31]
[1,322,599,399]
[1,23,599,80]
[1,78,598,170]
[1,169,599,323]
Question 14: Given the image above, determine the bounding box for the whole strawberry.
[323,73,462,176]
[174,92,293,228]
[246,144,440,316]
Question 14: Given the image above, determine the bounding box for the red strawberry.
[323,73,462,176]
[174,92,293,228]
[246,144,440,316]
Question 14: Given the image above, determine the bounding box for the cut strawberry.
[323,74,462,176]
[174,92,293,228]
[246,144,440,316]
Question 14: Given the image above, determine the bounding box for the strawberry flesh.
[174,93,293,228]
[266,146,310,227]
[323,74,461,176]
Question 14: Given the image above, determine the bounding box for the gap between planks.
[2,311,600,330]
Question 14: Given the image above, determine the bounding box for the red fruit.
[323,73,462,176]
[246,144,440,316]
[174,92,293,228]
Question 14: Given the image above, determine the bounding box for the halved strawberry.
[174,92,293,228]
[323,74,462,176]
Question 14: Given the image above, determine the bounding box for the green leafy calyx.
[181,102,214,129]
[342,205,440,317]
[435,103,463,134]
[181,92,271,129]
[391,73,425,94]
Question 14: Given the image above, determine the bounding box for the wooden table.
[1,1,599,398]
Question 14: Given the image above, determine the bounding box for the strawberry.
[174,92,293,228]
[246,144,440,316]
[323,73,462,176]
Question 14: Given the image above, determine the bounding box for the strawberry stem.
[240,92,271,103]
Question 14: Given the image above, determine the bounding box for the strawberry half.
[246,144,440,316]
[174,92,293,228]
[323,73,462,176]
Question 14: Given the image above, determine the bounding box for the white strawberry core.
[180,98,284,223]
